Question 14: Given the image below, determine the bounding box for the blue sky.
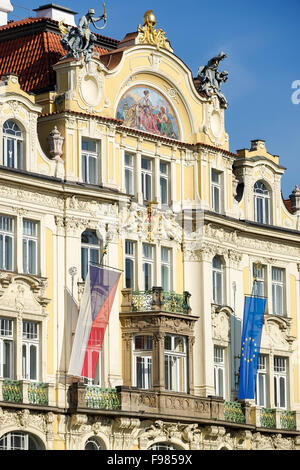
[11,0,300,197]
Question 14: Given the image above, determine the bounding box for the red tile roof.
[284,198,294,214]
[0,17,114,93]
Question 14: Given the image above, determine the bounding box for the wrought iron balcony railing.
[85,386,120,410]
[0,379,54,406]
[122,287,191,315]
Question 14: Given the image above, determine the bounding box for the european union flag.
[238,295,266,399]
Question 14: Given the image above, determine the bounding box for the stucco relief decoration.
[120,203,182,243]
[0,274,50,316]
[117,86,179,139]
[260,317,295,351]
[78,61,103,111]
[211,307,231,343]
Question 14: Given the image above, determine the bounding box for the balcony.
[0,379,55,407]
[69,383,300,433]
[121,287,192,315]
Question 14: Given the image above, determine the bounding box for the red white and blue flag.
[68,264,121,379]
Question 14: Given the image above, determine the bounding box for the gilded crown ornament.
[137,10,172,52]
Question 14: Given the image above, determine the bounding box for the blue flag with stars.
[238,295,266,400]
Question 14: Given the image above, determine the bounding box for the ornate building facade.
[0,2,300,451]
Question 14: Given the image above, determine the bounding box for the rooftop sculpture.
[59,3,107,63]
[196,52,229,108]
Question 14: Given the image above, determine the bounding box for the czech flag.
[68,264,121,379]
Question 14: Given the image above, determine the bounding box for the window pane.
[3,340,13,378]
[88,156,97,184]
[22,344,27,379]
[30,345,37,381]
[279,377,286,408]
[125,258,134,288]
[160,177,168,204]
[28,240,37,274]
[82,154,87,182]
[161,265,170,291]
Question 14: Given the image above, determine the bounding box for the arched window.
[84,437,105,450]
[212,256,224,305]
[81,230,101,281]
[2,120,24,170]
[254,181,270,224]
[0,432,44,450]
[148,442,182,450]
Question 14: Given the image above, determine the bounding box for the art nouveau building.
[0,2,300,451]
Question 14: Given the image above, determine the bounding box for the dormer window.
[2,120,24,170]
[254,181,270,224]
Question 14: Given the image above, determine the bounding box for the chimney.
[290,186,300,216]
[33,3,77,26]
[0,0,13,26]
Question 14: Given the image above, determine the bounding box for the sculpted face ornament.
[59,2,107,62]
[196,52,229,108]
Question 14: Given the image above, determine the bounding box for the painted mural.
[117,86,179,140]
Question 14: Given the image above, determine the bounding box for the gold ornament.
[137,10,172,52]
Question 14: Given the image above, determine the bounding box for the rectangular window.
[164,335,187,393]
[211,170,221,214]
[161,247,171,291]
[274,357,287,409]
[256,355,267,407]
[23,220,38,275]
[272,267,284,315]
[22,321,39,381]
[142,243,154,291]
[160,161,169,206]
[0,318,14,379]
[82,139,98,185]
[253,263,266,298]
[141,158,152,202]
[124,153,134,195]
[214,346,225,398]
[125,240,136,289]
[133,335,152,389]
[0,215,14,271]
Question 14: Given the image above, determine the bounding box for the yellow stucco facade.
[0,7,300,451]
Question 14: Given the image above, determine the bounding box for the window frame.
[214,345,225,399]
[142,243,154,291]
[161,246,172,292]
[271,267,285,316]
[22,321,39,382]
[2,120,24,170]
[164,334,187,393]
[124,152,135,196]
[133,334,153,390]
[212,256,224,306]
[0,317,14,379]
[141,157,153,202]
[254,181,271,225]
[160,160,170,206]
[0,215,14,272]
[125,240,136,289]
[22,219,38,276]
[256,354,267,407]
[211,169,221,214]
[274,356,287,409]
[81,138,99,185]
[81,230,101,281]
